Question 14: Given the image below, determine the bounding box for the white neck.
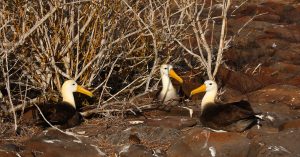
[201,89,217,111]
[62,91,76,108]
[161,75,175,92]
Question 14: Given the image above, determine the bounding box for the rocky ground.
[1,0,300,157]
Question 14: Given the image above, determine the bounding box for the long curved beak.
[169,69,183,84]
[190,84,206,96]
[76,85,94,97]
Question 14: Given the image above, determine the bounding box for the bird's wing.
[205,101,256,126]
[43,102,77,123]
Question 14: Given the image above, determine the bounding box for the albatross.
[190,80,258,132]
[36,80,93,129]
[157,64,183,105]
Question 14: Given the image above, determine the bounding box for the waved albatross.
[157,64,184,105]
[36,80,93,129]
[190,80,259,132]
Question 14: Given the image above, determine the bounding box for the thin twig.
[7,5,59,54]
[34,104,84,140]
[3,52,18,131]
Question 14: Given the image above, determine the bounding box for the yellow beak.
[190,84,206,96]
[169,69,183,84]
[76,85,94,97]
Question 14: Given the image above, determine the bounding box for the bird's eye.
[72,83,76,86]
[209,83,212,85]
[164,68,168,70]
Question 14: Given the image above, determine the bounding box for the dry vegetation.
[0,0,233,130]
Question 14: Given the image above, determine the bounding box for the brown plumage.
[200,101,258,132]
[190,80,259,132]
[33,80,93,129]
[35,101,83,129]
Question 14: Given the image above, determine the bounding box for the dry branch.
[7,5,59,54]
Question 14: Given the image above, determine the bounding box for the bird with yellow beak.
[190,80,259,132]
[36,80,93,129]
[157,64,184,105]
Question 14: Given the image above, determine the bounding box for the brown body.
[35,101,83,129]
[191,80,259,132]
[23,80,93,129]
[200,100,258,132]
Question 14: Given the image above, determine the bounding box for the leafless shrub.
[170,0,232,80]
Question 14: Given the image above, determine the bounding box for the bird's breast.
[159,88,179,102]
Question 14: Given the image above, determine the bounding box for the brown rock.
[144,116,197,129]
[0,150,18,157]
[18,151,34,157]
[255,38,288,51]
[247,126,279,140]
[257,62,300,81]
[247,84,300,128]
[69,125,108,137]
[255,14,281,23]
[265,25,300,42]
[235,3,283,23]
[217,66,277,93]
[288,76,300,88]
[249,129,300,157]
[128,133,141,144]
[279,119,300,131]
[118,144,153,157]
[283,5,300,24]
[233,2,296,23]
[118,144,166,157]
[250,102,299,128]
[247,20,276,30]
[167,128,251,157]
[166,141,198,157]
[273,44,300,64]
[269,62,300,76]
[223,49,261,67]
[260,2,286,16]
[106,125,181,147]
[248,84,300,109]
[22,129,106,157]
[228,17,269,44]
[226,3,300,67]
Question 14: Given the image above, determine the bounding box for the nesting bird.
[157,64,184,105]
[190,80,259,132]
[35,80,93,129]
